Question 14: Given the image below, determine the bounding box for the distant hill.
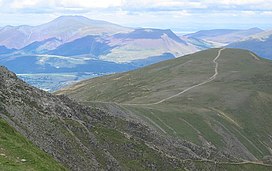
[0,54,137,74]
[100,28,199,63]
[180,36,214,50]
[114,28,187,44]
[57,48,272,163]
[48,35,112,57]
[20,38,63,54]
[0,16,201,62]
[0,45,15,55]
[0,16,131,49]
[0,16,205,91]
[186,28,264,45]
[18,27,199,62]
[227,30,272,59]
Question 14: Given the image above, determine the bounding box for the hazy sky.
[0,0,271,32]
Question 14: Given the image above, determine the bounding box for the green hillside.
[57,48,272,164]
[0,117,66,171]
[0,65,237,170]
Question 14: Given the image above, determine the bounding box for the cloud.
[123,0,206,9]
[0,0,271,30]
[210,0,267,5]
[56,0,123,8]
[2,0,272,13]
[261,11,272,15]
[0,0,124,12]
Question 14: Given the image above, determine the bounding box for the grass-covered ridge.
[57,48,272,164]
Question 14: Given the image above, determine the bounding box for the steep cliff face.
[0,66,233,170]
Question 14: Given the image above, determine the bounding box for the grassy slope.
[57,48,272,166]
[0,117,66,171]
[57,48,218,103]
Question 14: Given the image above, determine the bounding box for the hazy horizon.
[0,0,271,32]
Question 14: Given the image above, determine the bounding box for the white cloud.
[240,10,256,16]
[123,0,206,9]
[0,0,271,30]
[212,0,267,5]
[10,0,41,9]
[2,0,272,12]
[1,0,124,10]
[56,0,124,8]
[261,11,272,15]
[205,0,272,10]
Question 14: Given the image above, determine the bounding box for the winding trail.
[124,48,225,106]
[210,107,241,128]
[144,137,272,168]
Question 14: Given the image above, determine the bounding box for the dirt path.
[211,107,241,128]
[250,52,260,60]
[144,138,272,168]
[81,48,224,106]
[124,48,225,106]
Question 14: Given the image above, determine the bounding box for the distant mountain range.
[0,16,270,66]
[0,45,15,55]
[0,16,203,68]
[185,28,264,46]
[0,16,204,91]
[0,16,131,49]
[227,29,272,60]
[0,15,271,91]
[0,16,199,62]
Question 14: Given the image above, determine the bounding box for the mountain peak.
[52,15,92,22]
[47,15,116,27]
[248,27,263,32]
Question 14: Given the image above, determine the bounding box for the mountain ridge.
[186,28,264,45]
[57,48,272,164]
[0,65,239,170]
[0,16,131,49]
[227,29,272,59]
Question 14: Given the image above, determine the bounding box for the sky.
[0,0,271,33]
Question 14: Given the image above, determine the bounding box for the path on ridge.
[124,48,225,106]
